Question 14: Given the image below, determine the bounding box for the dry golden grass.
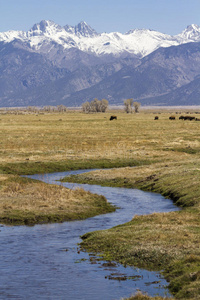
[0,175,115,225]
[1,110,200,164]
[2,178,84,213]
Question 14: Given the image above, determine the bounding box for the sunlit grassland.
[1,109,200,298]
[1,110,200,166]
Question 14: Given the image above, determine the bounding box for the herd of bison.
[109,115,200,121]
[154,115,200,121]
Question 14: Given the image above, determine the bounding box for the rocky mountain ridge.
[0,21,200,107]
[1,21,200,58]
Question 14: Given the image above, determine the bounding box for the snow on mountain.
[123,29,180,57]
[177,24,200,41]
[0,30,27,43]
[28,20,64,37]
[0,21,200,58]
[64,21,98,37]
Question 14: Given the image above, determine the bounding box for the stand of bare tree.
[124,99,141,113]
[82,98,109,113]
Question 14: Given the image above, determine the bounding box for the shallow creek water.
[0,169,179,300]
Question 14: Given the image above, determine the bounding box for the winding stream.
[0,169,179,300]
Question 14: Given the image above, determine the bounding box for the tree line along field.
[0,109,200,299]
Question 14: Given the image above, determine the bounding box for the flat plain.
[0,108,200,299]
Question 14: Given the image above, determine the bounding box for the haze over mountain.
[0,20,200,107]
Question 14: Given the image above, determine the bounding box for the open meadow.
[1,108,200,165]
[0,108,200,299]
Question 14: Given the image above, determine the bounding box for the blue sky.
[0,0,199,35]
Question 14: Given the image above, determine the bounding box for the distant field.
[111,105,200,111]
[1,109,200,165]
[141,105,200,111]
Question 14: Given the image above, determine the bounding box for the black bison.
[180,116,195,121]
[169,116,176,120]
[185,117,195,121]
[186,116,195,121]
[110,115,117,120]
[154,116,159,120]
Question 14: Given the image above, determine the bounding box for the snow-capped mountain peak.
[177,24,200,40]
[75,21,98,37]
[28,20,64,37]
[0,21,200,58]
[64,21,98,37]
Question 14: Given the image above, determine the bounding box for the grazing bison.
[183,116,195,121]
[188,116,195,121]
[110,115,117,120]
[154,116,159,120]
[179,116,185,120]
[169,116,176,120]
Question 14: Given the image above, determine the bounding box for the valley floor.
[0,109,200,299]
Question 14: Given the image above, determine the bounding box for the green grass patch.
[80,210,200,299]
[0,204,116,226]
[0,158,151,175]
[63,163,200,208]
[164,147,200,155]
[164,256,200,299]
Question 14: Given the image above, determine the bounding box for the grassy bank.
[0,158,150,175]
[0,174,115,225]
[122,293,173,300]
[62,159,200,207]
[64,161,200,299]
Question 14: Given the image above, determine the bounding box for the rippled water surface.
[0,169,179,300]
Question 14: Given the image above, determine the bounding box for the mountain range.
[0,20,200,107]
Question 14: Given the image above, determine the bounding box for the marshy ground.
[0,108,200,299]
